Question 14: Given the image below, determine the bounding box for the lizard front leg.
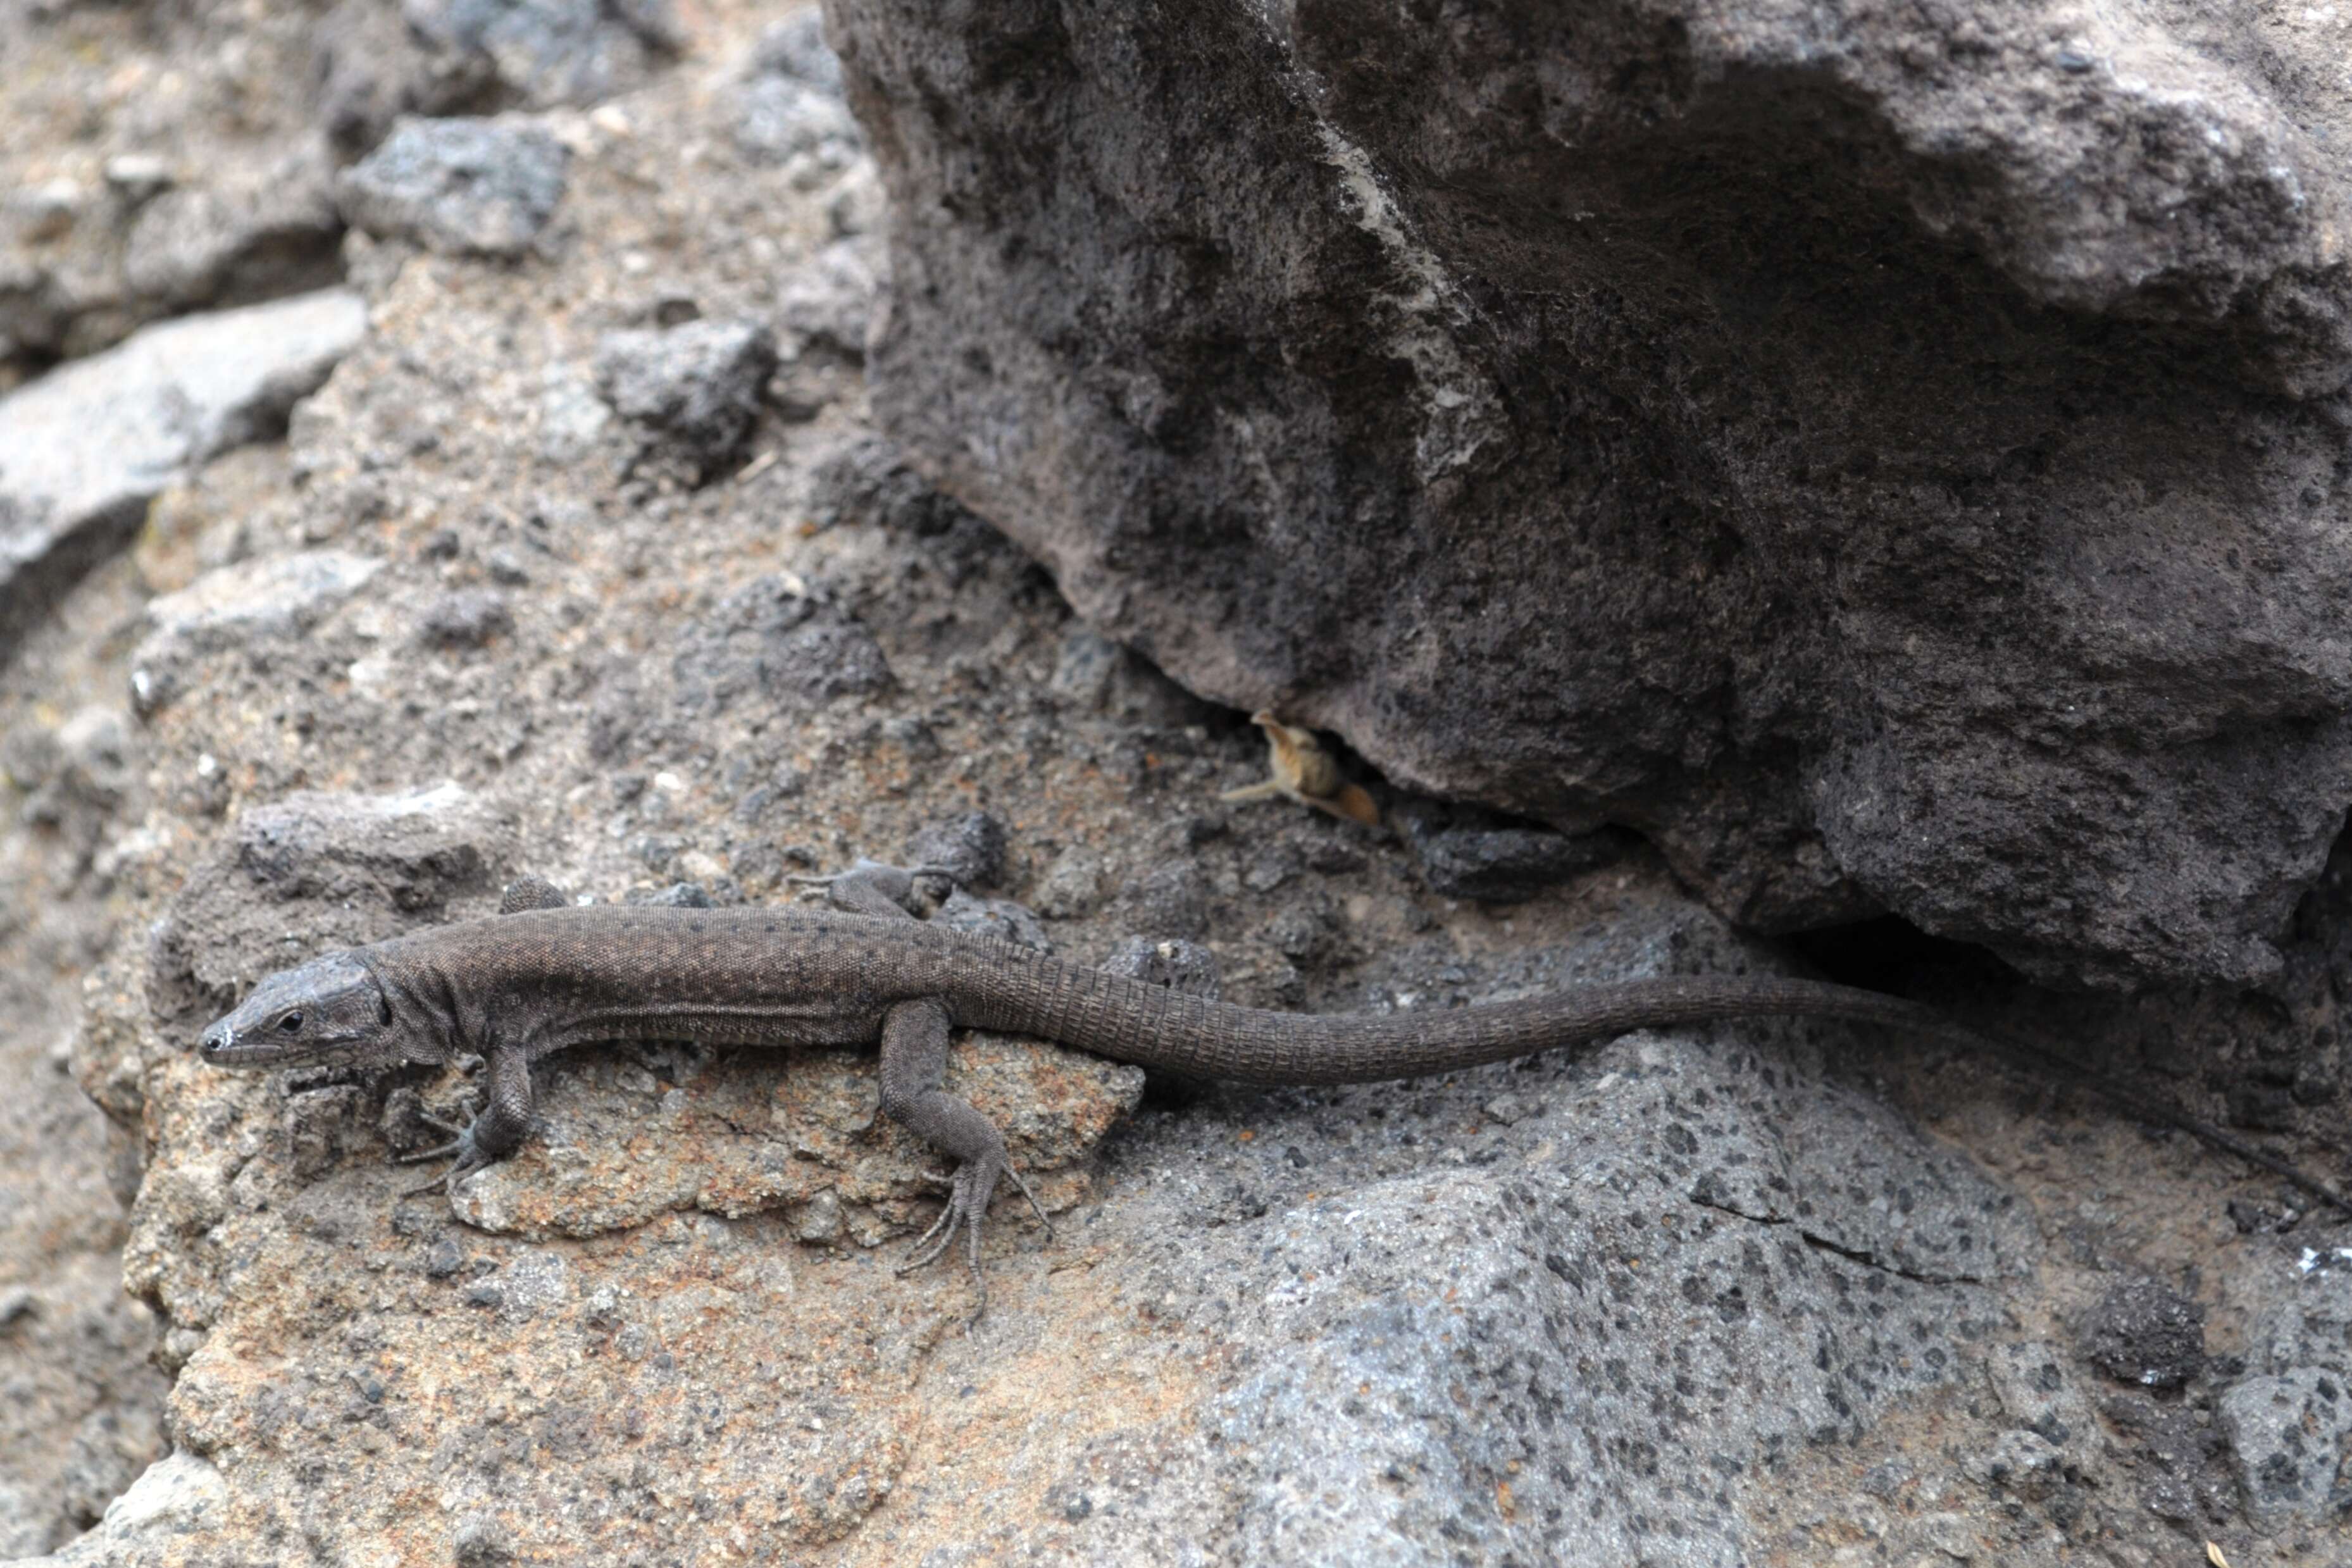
[789,857,959,919]
[876,997,1051,1322]
[399,1044,535,1197]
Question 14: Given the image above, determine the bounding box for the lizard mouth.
[197,1024,316,1069]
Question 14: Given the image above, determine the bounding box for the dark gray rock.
[336,117,570,258]
[671,575,891,712]
[2084,1278,2205,1391]
[929,887,1049,952]
[1032,845,1105,918]
[806,435,973,535]
[1117,860,1208,941]
[1396,801,1629,904]
[311,0,501,153]
[416,588,514,650]
[773,239,877,355]
[593,319,778,478]
[732,77,862,170]
[830,0,2352,988]
[624,882,714,908]
[904,811,1006,887]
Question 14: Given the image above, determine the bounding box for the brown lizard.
[198,862,2351,1312]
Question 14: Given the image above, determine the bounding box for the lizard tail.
[967,963,2352,1218]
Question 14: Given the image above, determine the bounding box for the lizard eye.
[277,1011,304,1033]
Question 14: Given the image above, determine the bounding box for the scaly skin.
[199,866,2352,1315]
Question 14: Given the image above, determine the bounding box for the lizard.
[197,861,2352,1312]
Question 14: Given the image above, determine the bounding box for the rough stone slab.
[830,0,2352,987]
[0,289,366,660]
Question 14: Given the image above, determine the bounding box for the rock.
[1970,1429,2069,1503]
[130,551,382,712]
[1098,935,1221,1000]
[2082,1278,2205,1391]
[335,117,571,258]
[0,289,366,660]
[1396,800,1628,904]
[405,0,682,107]
[750,10,843,94]
[930,887,1050,952]
[732,76,862,170]
[775,238,878,354]
[830,0,2352,988]
[312,0,680,154]
[1116,860,1209,941]
[623,881,714,907]
[671,575,891,711]
[533,363,614,465]
[904,811,1007,887]
[733,7,861,180]
[2218,1369,2352,1529]
[310,0,497,152]
[1033,845,1106,919]
[1983,1341,2099,1454]
[805,435,978,536]
[144,782,511,1031]
[592,318,778,477]
[2244,1247,2352,1381]
[119,142,340,309]
[415,588,515,650]
[11,1450,230,1568]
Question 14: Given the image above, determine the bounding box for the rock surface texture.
[0,290,367,661]
[5,2,2352,1565]
[829,0,2352,990]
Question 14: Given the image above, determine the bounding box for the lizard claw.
[395,1124,501,1198]
[895,1155,1055,1327]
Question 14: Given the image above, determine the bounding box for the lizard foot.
[395,1123,503,1198]
[896,1157,1056,1325]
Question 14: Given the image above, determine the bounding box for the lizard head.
[199,951,402,1071]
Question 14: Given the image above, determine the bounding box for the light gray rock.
[129,551,382,712]
[9,1450,230,1568]
[336,117,571,258]
[733,75,862,175]
[830,0,2352,988]
[775,237,877,354]
[0,289,366,659]
[2219,1369,2352,1529]
[750,9,843,94]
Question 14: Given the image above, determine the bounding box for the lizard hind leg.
[788,859,960,921]
[876,998,1053,1324]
